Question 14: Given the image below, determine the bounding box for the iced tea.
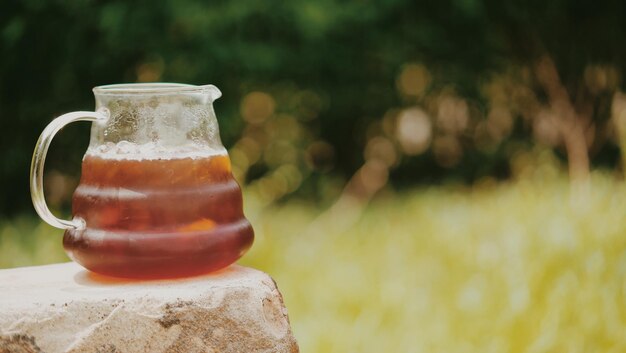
[63,151,254,279]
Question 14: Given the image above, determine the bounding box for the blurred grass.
[2,173,626,352]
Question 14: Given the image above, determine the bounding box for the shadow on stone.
[73,265,239,287]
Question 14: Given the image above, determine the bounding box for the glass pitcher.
[30,83,254,279]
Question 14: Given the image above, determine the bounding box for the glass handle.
[30,109,109,230]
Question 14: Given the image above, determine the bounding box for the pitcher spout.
[201,84,222,102]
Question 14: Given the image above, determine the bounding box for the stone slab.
[0,262,298,353]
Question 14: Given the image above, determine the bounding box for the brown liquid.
[63,153,254,279]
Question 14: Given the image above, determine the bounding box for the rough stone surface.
[0,263,298,353]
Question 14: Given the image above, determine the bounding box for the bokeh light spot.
[241,91,276,124]
[437,95,469,135]
[433,135,463,167]
[306,141,335,172]
[397,63,431,98]
[364,136,397,167]
[396,108,432,155]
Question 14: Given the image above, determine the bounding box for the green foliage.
[3,174,626,352]
[1,0,625,215]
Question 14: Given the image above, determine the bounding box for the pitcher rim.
[93,83,219,96]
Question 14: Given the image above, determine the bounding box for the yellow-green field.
[2,174,626,352]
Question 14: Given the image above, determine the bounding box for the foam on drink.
[86,141,228,160]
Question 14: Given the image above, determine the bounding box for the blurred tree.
[483,0,626,184]
[0,0,625,215]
